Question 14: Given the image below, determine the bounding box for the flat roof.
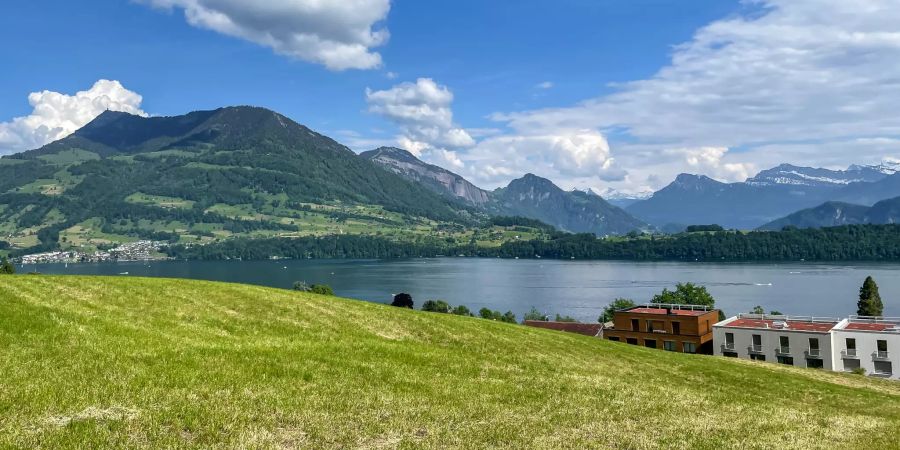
[720,317,838,333]
[626,307,708,317]
[841,318,900,332]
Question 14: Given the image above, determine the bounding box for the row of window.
[631,318,681,334]
[610,336,697,353]
[723,333,891,356]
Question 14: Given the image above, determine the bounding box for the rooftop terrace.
[622,303,714,317]
[840,316,900,333]
[718,314,840,333]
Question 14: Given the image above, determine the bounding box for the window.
[877,339,888,358]
[779,336,790,353]
[843,359,861,372]
[607,336,620,342]
[806,359,824,369]
[683,342,697,354]
[672,322,681,335]
[724,332,735,350]
[645,339,657,349]
[750,354,766,361]
[646,320,655,333]
[751,334,762,352]
[626,338,638,345]
[874,361,893,376]
[663,341,676,351]
[724,352,737,358]
[776,356,794,366]
[631,319,640,331]
[808,338,820,357]
[845,338,857,357]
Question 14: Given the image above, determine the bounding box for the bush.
[554,314,578,323]
[451,305,473,316]
[0,257,15,275]
[310,284,334,296]
[391,293,414,309]
[292,281,311,292]
[422,300,451,313]
[851,367,867,376]
[524,306,549,321]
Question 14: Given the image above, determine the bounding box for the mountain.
[0,106,469,255]
[627,163,900,230]
[360,147,490,206]
[594,188,653,209]
[760,196,900,230]
[489,174,648,235]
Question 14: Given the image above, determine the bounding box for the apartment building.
[604,303,720,354]
[832,316,899,379]
[714,314,899,380]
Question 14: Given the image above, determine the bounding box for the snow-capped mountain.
[746,163,889,187]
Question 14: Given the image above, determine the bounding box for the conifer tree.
[857,276,884,317]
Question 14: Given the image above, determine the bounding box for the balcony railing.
[873,350,890,360]
[804,349,822,359]
[748,345,764,354]
[841,349,858,359]
[775,347,791,355]
[721,343,736,353]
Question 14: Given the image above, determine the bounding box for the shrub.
[391,293,414,309]
[310,284,334,296]
[524,306,549,321]
[292,281,311,292]
[451,305,473,316]
[422,300,451,313]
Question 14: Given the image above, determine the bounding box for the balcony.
[775,347,791,356]
[748,345,764,354]
[841,349,859,359]
[804,349,823,359]
[721,343,736,353]
[872,351,890,361]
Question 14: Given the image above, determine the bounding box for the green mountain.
[0,107,471,255]
[760,196,900,230]
[2,275,897,448]
[363,148,648,235]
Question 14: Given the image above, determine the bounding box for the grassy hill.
[1,276,898,448]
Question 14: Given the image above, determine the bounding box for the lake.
[23,258,899,322]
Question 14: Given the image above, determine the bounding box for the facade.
[832,316,899,380]
[714,314,900,380]
[604,303,720,354]
[713,314,839,370]
[524,320,603,337]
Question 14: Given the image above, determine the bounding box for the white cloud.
[366,78,475,156]
[535,81,554,89]
[0,80,147,155]
[143,0,391,70]
[487,0,900,192]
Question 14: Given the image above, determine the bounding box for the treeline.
[165,224,900,262]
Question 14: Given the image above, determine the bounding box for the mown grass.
[0,276,898,449]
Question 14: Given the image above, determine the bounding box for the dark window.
[672,322,681,335]
[723,352,738,358]
[683,342,697,353]
[607,336,620,342]
[874,361,893,375]
[776,356,794,366]
[877,339,888,352]
[750,354,766,361]
[846,338,856,350]
[631,319,640,331]
[843,359,860,372]
[644,339,657,349]
[663,341,676,351]
[626,338,638,345]
[646,320,654,333]
[806,359,824,369]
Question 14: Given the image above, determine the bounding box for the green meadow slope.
[0,276,898,449]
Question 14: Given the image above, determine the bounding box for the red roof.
[844,322,900,332]
[723,318,837,332]
[524,321,603,337]
[626,307,708,316]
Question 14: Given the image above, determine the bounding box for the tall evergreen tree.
[857,276,884,317]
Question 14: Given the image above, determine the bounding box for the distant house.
[524,320,603,337]
[714,313,899,380]
[603,303,720,354]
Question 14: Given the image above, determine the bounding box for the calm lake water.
[24,258,900,322]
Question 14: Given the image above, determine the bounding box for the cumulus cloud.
[0,80,147,155]
[143,0,391,70]
[535,81,554,89]
[366,78,475,155]
[487,0,900,193]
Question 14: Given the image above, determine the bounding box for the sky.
[3,0,900,196]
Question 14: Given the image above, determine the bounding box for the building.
[714,314,899,380]
[524,320,603,337]
[603,303,720,354]
[832,316,899,380]
[713,314,839,370]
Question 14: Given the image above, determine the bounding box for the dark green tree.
[0,257,14,275]
[524,306,549,322]
[501,311,517,323]
[554,314,578,323]
[652,283,715,308]
[310,284,334,296]
[391,293,414,309]
[600,298,636,323]
[292,281,311,292]
[857,276,884,317]
[750,305,765,314]
[422,300,451,313]
[451,305,473,316]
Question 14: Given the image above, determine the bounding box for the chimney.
[665,306,673,315]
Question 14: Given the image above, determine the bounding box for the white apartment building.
[714,314,899,380]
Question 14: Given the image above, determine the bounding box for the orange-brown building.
[604,304,719,354]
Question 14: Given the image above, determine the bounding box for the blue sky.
[3,0,900,194]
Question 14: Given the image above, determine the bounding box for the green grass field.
[1,276,898,449]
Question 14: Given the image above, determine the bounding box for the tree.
[478,307,495,320]
[600,298,636,323]
[501,311,517,323]
[750,305,765,314]
[554,314,578,323]
[451,305,473,316]
[652,283,715,308]
[857,276,884,317]
[310,284,334,296]
[391,293,414,309]
[769,310,783,316]
[422,300,451,313]
[524,306,549,322]
[292,281,311,292]
[0,257,15,275]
